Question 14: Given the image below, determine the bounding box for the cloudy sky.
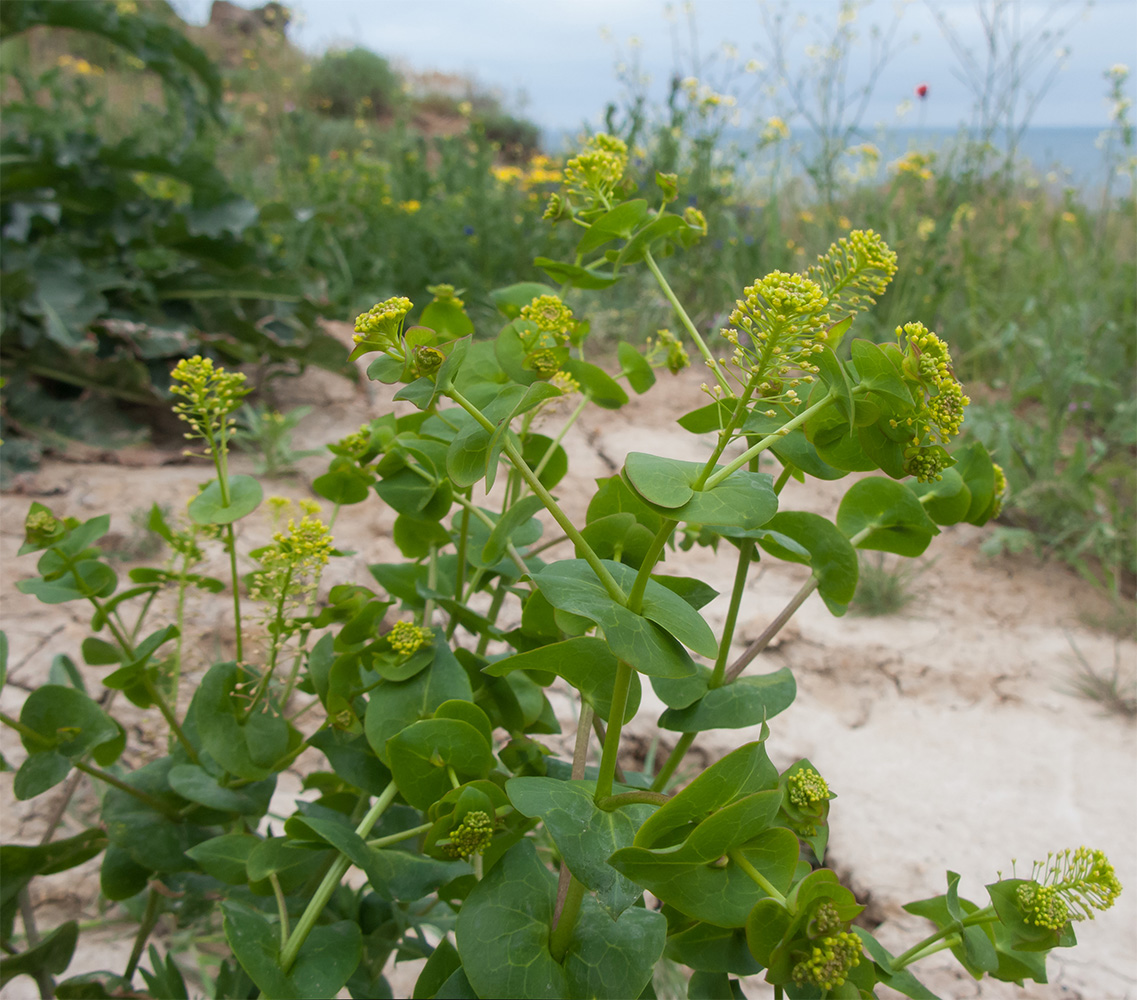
[174,0,1137,131]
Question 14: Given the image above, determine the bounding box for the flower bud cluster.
[388,620,433,657]
[548,133,628,219]
[721,271,830,402]
[249,515,333,605]
[791,929,861,991]
[353,296,413,349]
[170,356,250,449]
[1017,847,1123,924]
[806,229,898,318]
[520,295,577,345]
[891,322,971,481]
[445,810,495,859]
[645,328,690,374]
[787,767,830,807]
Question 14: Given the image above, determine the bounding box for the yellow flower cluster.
[445,810,494,859]
[491,154,562,188]
[249,515,333,603]
[552,133,628,215]
[388,620,434,656]
[787,767,830,807]
[791,930,861,991]
[170,357,250,446]
[520,294,576,342]
[646,329,690,375]
[1016,847,1123,924]
[56,54,104,77]
[353,296,413,346]
[892,150,935,181]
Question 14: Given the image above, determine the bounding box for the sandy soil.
[1,344,1134,1000]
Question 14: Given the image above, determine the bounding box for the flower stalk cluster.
[1015,847,1123,926]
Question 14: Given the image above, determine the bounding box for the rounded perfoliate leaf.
[387,718,494,810]
[836,477,939,557]
[187,475,263,525]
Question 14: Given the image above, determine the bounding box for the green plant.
[306,46,402,118]
[0,0,350,447]
[1064,634,1137,719]
[2,131,1124,1000]
[233,402,318,477]
[850,552,929,617]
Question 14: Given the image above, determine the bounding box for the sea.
[545,125,1131,201]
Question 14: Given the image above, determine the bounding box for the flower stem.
[447,386,625,604]
[548,878,585,963]
[643,248,731,395]
[651,732,696,792]
[627,519,676,613]
[280,783,397,972]
[703,389,837,490]
[595,663,633,802]
[890,906,998,970]
[710,542,754,688]
[225,524,244,663]
[596,790,669,810]
[729,848,786,905]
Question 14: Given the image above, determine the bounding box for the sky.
[173,0,1137,132]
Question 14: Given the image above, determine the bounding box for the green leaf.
[617,214,687,265]
[455,840,664,1000]
[1,829,106,939]
[576,200,651,252]
[223,902,361,1000]
[167,765,274,816]
[245,838,330,893]
[850,339,914,405]
[365,849,471,901]
[485,637,642,724]
[190,662,301,780]
[618,343,656,394]
[563,359,629,410]
[903,873,997,976]
[184,834,258,885]
[610,826,798,928]
[854,929,942,998]
[364,639,473,766]
[533,560,712,676]
[836,478,939,557]
[0,920,77,989]
[414,938,463,1000]
[489,282,558,319]
[755,511,858,615]
[421,299,475,338]
[13,751,72,800]
[910,467,972,526]
[534,257,621,290]
[953,441,999,525]
[483,495,545,565]
[81,638,120,666]
[658,670,796,732]
[666,922,761,976]
[17,561,117,604]
[187,475,263,525]
[17,685,119,761]
[521,432,569,490]
[623,454,778,530]
[387,718,494,810]
[99,844,151,901]
[506,777,653,917]
[635,742,778,850]
[312,462,374,506]
[814,346,855,422]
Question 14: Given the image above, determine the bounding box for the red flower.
[915,83,929,99]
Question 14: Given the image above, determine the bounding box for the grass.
[1064,634,1137,719]
[851,553,931,618]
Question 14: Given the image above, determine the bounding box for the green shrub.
[306,46,402,118]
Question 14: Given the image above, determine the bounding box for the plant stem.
[548,878,585,963]
[594,663,633,802]
[270,873,289,951]
[643,248,731,395]
[651,732,696,792]
[449,500,472,639]
[141,674,200,765]
[280,783,397,972]
[225,524,244,663]
[123,886,162,979]
[447,386,625,604]
[533,392,590,480]
[596,790,669,810]
[725,576,818,683]
[728,849,786,905]
[890,906,999,970]
[627,519,676,613]
[551,702,594,933]
[710,542,754,688]
[367,821,432,849]
[703,389,837,490]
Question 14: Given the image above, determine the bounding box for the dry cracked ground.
[2,338,1134,999]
